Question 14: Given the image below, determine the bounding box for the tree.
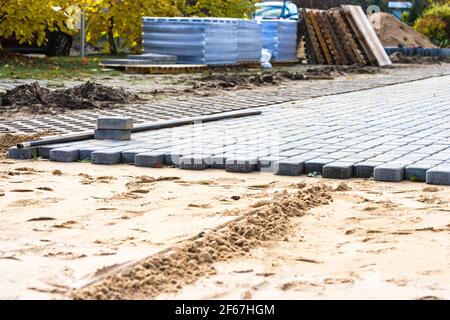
[85,0,181,55]
[0,0,75,46]
[414,1,450,46]
[178,0,257,18]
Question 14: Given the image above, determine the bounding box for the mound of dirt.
[368,12,436,48]
[0,82,139,114]
[0,131,53,159]
[73,183,333,300]
[190,66,381,91]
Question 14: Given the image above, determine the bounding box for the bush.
[414,2,450,46]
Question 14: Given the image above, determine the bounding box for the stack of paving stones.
[101,52,177,67]
[8,76,450,186]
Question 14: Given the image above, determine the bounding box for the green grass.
[0,54,124,80]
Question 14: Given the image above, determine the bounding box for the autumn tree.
[177,0,257,18]
[84,0,181,55]
[0,0,76,46]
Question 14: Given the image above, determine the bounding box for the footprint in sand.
[8,197,61,208]
[27,217,56,222]
[188,203,212,209]
[36,187,53,192]
[10,189,34,193]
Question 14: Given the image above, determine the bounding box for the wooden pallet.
[272,61,298,67]
[315,10,341,65]
[341,5,391,66]
[321,11,349,65]
[329,9,367,65]
[100,63,208,74]
[307,9,334,65]
[300,6,389,66]
[301,8,325,65]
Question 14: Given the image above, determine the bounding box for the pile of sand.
[368,12,437,48]
[0,131,52,159]
[73,183,333,300]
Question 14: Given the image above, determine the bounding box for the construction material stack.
[300,5,391,66]
[95,117,133,141]
[261,20,298,62]
[142,17,239,65]
[237,20,262,63]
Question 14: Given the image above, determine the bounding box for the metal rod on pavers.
[131,110,262,133]
[17,110,262,148]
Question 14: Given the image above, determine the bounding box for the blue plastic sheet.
[261,20,297,62]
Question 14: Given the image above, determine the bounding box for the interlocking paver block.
[405,163,440,182]
[257,156,283,172]
[209,154,227,169]
[374,162,406,182]
[49,147,79,162]
[94,129,131,141]
[179,155,210,170]
[91,150,122,165]
[354,161,384,178]
[305,158,334,174]
[135,152,165,168]
[165,152,184,166]
[121,149,152,164]
[8,147,37,160]
[79,146,109,160]
[97,117,133,130]
[323,162,354,179]
[273,158,304,176]
[225,157,257,173]
[426,165,450,185]
[38,144,66,159]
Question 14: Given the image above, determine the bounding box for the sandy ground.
[160,181,450,300]
[0,159,449,300]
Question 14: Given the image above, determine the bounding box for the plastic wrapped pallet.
[237,20,262,63]
[261,20,298,62]
[142,17,238,65]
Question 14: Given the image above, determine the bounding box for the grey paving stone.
[97,117,133,130]
[79,146,109,160]
[426,165,450,185]
[38,144,66,159]
[209,154,227,169]
[304,158,334,174]
[179,155,210,170]
[374,162,406,182]
[405,163,440,182]
[257,156,283,172]
[354,161,384,178]
[225,157,257,173]
[323,162,354,179]
[91,150,122,165]
[49,147,79,162]
[121,149,152,164]
[94,129,131,141]
[164,152,184,166]
[135,152,165,168]
[279,149,303,158]
[8,147,37,160]
[273,157,304,176]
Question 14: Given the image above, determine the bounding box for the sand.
[368,12,437,48]
[159,181,450,300]
[0,160,449,300]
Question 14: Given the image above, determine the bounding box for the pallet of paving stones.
[300,5,391,66]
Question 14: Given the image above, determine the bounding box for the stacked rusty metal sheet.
[300,5,391,66]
